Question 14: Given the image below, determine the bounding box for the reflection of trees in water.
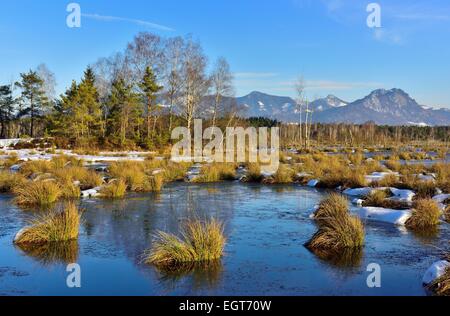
[79,183,236,292]
[16,241,79,265]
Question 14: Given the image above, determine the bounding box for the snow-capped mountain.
[235,91,348,122]
[232,89,450,126]
[313,89,450,126]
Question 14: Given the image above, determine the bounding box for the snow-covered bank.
[357,207,411,226]
[423,260,450,285]
[0,148,154,164]
[0,139,30,148]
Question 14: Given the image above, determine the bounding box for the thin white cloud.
[82,13,175,32]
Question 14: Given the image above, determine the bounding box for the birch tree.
[164,37,185,131]
[210,57,234,128]
[180,37,209,130]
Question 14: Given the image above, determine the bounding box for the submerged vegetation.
[14,203,80,244]
[145,218,226,271]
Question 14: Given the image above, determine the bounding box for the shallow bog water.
[0,183,449,296]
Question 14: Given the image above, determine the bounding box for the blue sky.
[1,0,450,108]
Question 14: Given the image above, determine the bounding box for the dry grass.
[163,162,192,182]
[99,179,127,198]
[306,213,365,251]
[318,167,367,189]
[149,174,164,192]
[109,161,150,191]
[1,153,20,168]
[313,193,349,224]
[372,173,399,187]
[51,155,84,169]
[307,194,364,251]
[19,160,54,177]
[145,219,226,271]
[245,163,263,182]
[272,164,294,183]
[405,199,441,230]
[194,163,237,183]
[13,180,62,206]
[59,181,81,199]
[0,171,27,193]
[362,190,409,209]
[53,166,103,190]
[14,203,80,244]
[384,159,401,172]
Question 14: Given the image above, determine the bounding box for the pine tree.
[15,70,49,137]
[53,81,80,139]
[107,78,142,146]
[139,66,162,140]
[77,67,102,139]
[0,85,16,138]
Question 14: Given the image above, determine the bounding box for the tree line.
[1,32,448,150]
[0,32,238,149]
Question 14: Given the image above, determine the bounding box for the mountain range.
[233,89,450,126]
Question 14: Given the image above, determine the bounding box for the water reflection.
[16,241,79,265]
[411,227,440,245]
[155,260,223,291]
[308,247,364,268]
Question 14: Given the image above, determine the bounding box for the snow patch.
[423,260,450,285]
[357,207,411,225]
[307,179,319,187]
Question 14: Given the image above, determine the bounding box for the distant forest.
[1,32,448,150]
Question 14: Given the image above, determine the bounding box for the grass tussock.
[109,161,150,191]
[194,163,237,183]
[372,173,399,188]
[307,194,364,252]
[313,193,349,224]
[362,190,409,209]
[405,199,441,230]
[59,181,81,199]
[0,171,27,193]
[53,166,103,190]
[317,167,367,189]
[244,163,263,182]
[306,213,365,251]
[272,164,294,184]
[19,160,54,177]
[163,162,192,182]
[14,203,80,244]
[149,174,164,192]
[99,179,127,198]
[145,219,226,271]
[13,180,62,206]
